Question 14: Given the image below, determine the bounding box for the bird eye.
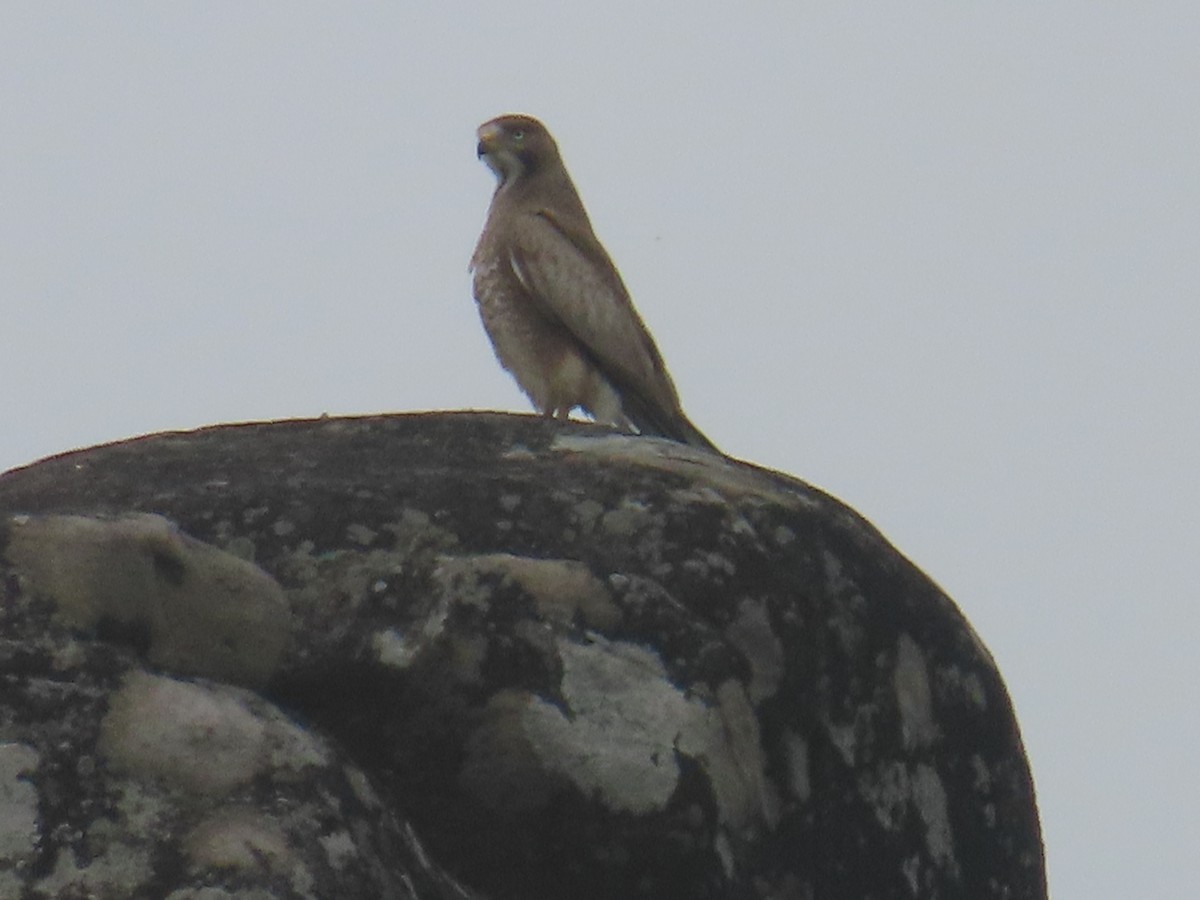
[512,129,525,141]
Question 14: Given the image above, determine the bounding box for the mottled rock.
[7,512,288,687]
[0,412,1046,899]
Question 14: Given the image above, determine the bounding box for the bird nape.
[470,113,718,454]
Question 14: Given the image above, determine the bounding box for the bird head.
[476,114,559,185]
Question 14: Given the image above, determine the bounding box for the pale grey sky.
[2,5,1196,896]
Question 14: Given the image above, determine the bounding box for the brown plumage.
[470,114,717,452]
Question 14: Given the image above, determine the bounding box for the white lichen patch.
[902,853,921,895]
[100,672,269,795]
[50,637,88,672]
[820,551,868,653]
[272,517,297,537]
[598,500,659,540]
[893,633,938,750]
[383,508,460,557]
[970,753,993,793]
[827,721,858,767]
[64,781,172,895]
[681,550,737,581]
[95,778,172,852]
[344,523,377,547]
[939,664,989,711]
[518,635,774,833]
[781,729,811,802]
[99,672,329,796]
[862,761,911,833]
[6,513,290,687]
[519,638,685,815]
[36,839,154,897]
[714,830,735,879]
[912,764,958,872]
[666,485,732,510]
[318,828,359,870]
[678,680,780,832]
[264,711,332,776]
[861,761,960,877]
[436,553,622,631]
[366,587,458,673]
[0,743,39,863]
[724,597,785,703]
[283,545,412,617]
[372,627,419,668]
[343,766,382,810]
[184,807,311,893]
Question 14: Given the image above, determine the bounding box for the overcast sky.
[2,5,1196,896]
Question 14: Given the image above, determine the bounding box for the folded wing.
[507,209,684,427]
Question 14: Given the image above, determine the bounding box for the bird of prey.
[470,114,717,452]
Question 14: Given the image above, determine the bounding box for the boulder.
[0,413,1045,899]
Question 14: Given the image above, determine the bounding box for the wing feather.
[507,210,681,418]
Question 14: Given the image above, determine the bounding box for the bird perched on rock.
[471,114,717,452]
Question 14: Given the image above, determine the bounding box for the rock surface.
[0,412,1046,899]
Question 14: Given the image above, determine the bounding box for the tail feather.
[622,393,719,453]
[663,412,720,453]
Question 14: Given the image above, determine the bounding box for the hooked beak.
[476,122,503,159]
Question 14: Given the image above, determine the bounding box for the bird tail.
[624,399,720,453]
[664,412,720,454]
